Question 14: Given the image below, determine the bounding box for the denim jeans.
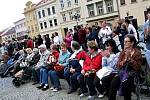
[64,69,80,90]
[49,70,63,88]
[145,48,150,69]
[40,67,48,84]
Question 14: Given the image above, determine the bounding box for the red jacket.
[82,52,102,72]
[27,39,33,49]
[47,50,59,64]
[76,51,87,60]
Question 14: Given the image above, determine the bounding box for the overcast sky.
[0,0,40,31]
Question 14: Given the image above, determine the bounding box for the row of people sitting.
[0,34,143,100]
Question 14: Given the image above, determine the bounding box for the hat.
[38,44,46,49]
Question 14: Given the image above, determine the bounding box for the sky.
[0,0,40,31]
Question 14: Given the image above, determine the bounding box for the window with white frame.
[44,22,47,28]
[120,0,125,5]
[106,0,114,13]
[62,13,66,22]
[38,11,41,18]
[49,20,53,27]
[68,11,73,20]
[87,4,95,17]
[131,0,136,3]
[42,10,45,17]
[52,6,56,14]
[75,0,78,4]
[67,0,71,7]
[40,23,43,29]
[96,2,104,15]
[60,0,64,9]
[54,19,58,26]
[75,9,81,19]
[47,8,51,15]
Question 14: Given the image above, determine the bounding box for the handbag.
[54,64,64,72]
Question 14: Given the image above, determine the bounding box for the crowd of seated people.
[0,33,144,100]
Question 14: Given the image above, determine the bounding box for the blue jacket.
[58,50,71,68]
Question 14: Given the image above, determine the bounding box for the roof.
[1,27,16,36]
[36,0,49,6]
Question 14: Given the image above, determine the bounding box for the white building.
[14,18,28,40]
[85,0,119,27]
[118,0,150,26]
[36,0,62,40]
[58,0,87,36]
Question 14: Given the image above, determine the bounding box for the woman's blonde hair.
[87,40,98,51]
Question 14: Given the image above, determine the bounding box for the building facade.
[58,0,87,37]
[1,27,16,42]
[85,0,119,27]
[36,0,62,40]
[118,0,150,26]
[24,1,39,39]
[14,18,28,41]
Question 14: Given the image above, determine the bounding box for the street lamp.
[74,13,80,26]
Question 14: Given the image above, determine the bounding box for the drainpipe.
[116,0,120,19]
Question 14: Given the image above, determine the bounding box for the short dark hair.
[72,41,80,50]
[125,19,130,24]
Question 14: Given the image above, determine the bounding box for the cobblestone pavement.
[0,77,150,100]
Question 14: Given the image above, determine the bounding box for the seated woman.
[37,44,59,91]
[78,41,102,99]
[49,42,71,92]
[64,41,87,94]
[95,39,120,98]
[108,34,143,100]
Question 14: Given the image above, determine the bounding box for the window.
[40,23,43,29]
[131,0,136,3]
[75,0,78,4]
[28,26,30,33]
[96,2,104,15]
[49,20,53,27]
[31,25,34,32]
[38,11,41,18]
[87,0,92,2]
[60,0,64,9]
[87,4,95,17]
[62,14,66,22]
[44,22,47,28]
[52,6,56,14]
[42,10,45,17]
[54,19,58,26]
[106,0,114,13]
[67,0,71,7]
[120,0,125,5]
[47,8,51,15]
[68,11,73,20]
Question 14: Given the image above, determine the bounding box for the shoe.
[50,87,54,90]
[79,93,88,97]
[32,82,38,85]
[67,89,76,94]
[36,84,44,89]
[87,95,96,100]
[98,94,104,98]
[52,88,58,92]
[42,85,49,91]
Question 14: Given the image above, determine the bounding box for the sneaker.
[98,94,104,98]
[52,88,58,92]
[50,87,54,90]
[36,84,44,89]
[42,85,49,91]
[79,93,88,97]
[87,95,95,100]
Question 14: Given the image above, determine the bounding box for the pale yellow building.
[85,0,119,27]
[118,0,150,26]
[24,1,39,39]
